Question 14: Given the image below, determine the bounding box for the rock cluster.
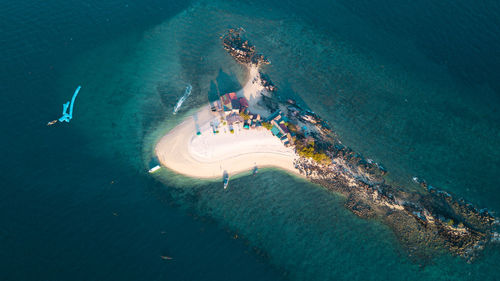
[259,72,277,93]
[222,28,270,66]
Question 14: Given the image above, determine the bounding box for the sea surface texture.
[1,0,499,280]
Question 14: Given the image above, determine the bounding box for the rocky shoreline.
[221,28,498,262]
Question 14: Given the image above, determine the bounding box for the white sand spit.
[155,106,300,178]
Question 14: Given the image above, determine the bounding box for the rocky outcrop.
[259,72,277,93]
[222,28,270,66]
[221,28,498,262]
[288,101,497,261]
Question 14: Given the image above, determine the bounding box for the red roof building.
[238,97,249,108]
[221,94,231,105]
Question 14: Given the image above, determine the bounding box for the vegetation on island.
[294,137,331,165]
[297,146,330,165]
[261,121,273,130]
[260,116,331,165]
[239,111,251,120]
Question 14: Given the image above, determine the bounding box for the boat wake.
[173,84,192,115]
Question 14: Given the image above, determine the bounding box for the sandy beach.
[155,66,300,179]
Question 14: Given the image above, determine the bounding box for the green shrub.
[287,123,298,133]
[298,146,315,158]
[261,122,273,130]
[239,112,250,120]
[298,146,330,165]
[312,152,330,164]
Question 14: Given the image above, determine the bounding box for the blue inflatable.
[58,86,81,123]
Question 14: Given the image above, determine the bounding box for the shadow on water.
[208,80,219,102]
[208,68,241,102]
[273,79,310,110]
[216,68,241,94]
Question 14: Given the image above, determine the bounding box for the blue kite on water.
[47,86,81,126]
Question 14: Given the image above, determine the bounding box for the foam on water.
[173,84,193,114]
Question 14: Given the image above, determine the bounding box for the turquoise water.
[2,0,499,280]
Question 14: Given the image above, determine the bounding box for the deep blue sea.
[2,0,499,280]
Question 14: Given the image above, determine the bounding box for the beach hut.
[221,94,232,106]
[211,100,222,112]
[271,125,280,136]
[239,97,249,109]
[265,110,281,122]
[279,123,290,134]
[231,99,241,111]
[227,112,243,125]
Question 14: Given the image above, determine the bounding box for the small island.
[155,28,498,262]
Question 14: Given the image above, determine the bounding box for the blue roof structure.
[271,126,280,136]
[265,110,281,122]
[231,99,241,110]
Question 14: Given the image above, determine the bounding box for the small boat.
[148,157,161,173]
[148,165,161,173]
[47,120,57,126]
[223,171,229,189]
[160,256,173,260]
